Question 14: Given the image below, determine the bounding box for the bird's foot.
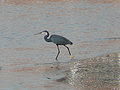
[69,55,75,59]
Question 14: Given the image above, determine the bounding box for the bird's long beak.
[34,32,42,35]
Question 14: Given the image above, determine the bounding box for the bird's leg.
[64,45,71,55]
[56,45,60,60]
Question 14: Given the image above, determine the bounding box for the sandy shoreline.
[0,0,120,89]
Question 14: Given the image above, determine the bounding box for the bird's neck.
[44,32,51,42]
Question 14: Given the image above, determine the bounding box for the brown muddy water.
[0,0,120,90]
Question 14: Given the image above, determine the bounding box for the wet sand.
[0,0,120,90]
[66,52,120,90]
[0,51,119,90]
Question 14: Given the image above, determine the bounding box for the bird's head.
[34,30,48,35]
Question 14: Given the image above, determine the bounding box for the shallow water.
[0,0,120,90]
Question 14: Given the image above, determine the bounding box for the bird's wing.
[50,35,72,45]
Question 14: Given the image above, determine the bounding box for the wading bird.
[34,30,73,60]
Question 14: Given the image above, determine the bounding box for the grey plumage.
[35,30,73,60]
[50,35,73,45]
